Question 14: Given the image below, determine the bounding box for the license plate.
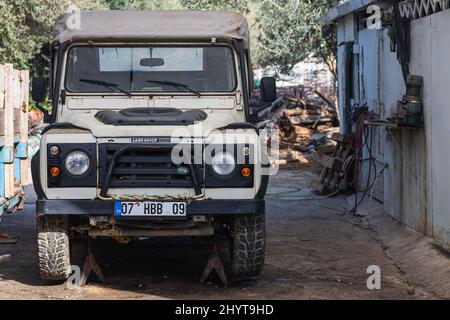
[114,201,187,217]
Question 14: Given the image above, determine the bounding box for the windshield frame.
[63,43,239,96]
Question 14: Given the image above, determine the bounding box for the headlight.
[211,151,236,176]
[65,151,90,176]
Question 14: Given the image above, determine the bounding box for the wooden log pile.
[280,86,339,128]
[264,85,340,167]
[0,64,29,217]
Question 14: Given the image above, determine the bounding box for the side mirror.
[32,77,51,122]
[260,77,277,102]
[32,77,48,103]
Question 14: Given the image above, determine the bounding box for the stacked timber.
[262,85,339,168]
[0,64,29,218]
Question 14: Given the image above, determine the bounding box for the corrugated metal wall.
[337,9,450,249]
[417,10,450,247]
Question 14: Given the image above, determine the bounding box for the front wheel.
[37,215,72,281]
[230,214,266,279]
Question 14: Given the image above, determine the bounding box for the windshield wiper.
[79,79,131,96]
[146,80,201,97]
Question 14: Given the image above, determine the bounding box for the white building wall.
[337,19,348,133]
[358,29,385,202]
[337,9,450,249]
[427,10,450,246]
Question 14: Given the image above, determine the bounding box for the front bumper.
[36,199,265,216]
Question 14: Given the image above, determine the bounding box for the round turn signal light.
[50,166,61,177]
[241,167,252,177]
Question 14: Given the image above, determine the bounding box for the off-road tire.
[37,215,71,281]
[230,213,265,279]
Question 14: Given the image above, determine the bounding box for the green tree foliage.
[103,0,182,10]
[0,0,338,79]
[255,0,338,78]
[181,0,249,12]
[0,0,103,74]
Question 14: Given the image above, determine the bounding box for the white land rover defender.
[31,11,277,281]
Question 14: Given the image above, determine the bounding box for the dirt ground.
[0,168,439,300]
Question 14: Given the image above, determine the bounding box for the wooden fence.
[0,64,29,216]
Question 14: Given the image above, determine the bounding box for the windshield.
[65,45,237,94]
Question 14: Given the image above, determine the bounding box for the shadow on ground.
[0,169,438,299]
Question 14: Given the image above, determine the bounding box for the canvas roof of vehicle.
[54,10,249,48]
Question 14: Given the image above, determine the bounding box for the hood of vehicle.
[64,110,244,138]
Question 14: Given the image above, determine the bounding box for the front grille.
[98,144,204,189]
